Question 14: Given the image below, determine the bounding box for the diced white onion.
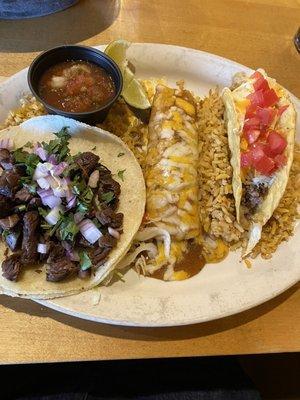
[79,219,102,244]
[45,205,64,226]
[108,227,120,239]
[34,145,48,161]
[66,195,76,209]
[37,176,51,189]
[37,243,49,254]
[88,170,99,188]
[52,162,68,176]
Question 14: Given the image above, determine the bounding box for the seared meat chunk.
[89,247,110,268]
[5,229,21,252]
[15,187,33,203]
[98,234,117,249]
[75,152,99,177]
[0,195,13,217]
[0,170,20,198]
[242,182,269,214]
[2,253,22,281]
[28,197,42,210]
[46,242,78,282]
[0,149,14,170]
[47,243,65,264]
[96,206,123,229]
[46,259,78,282]
[0,214,19,230]
[78,268,91,279]
[22,211,39,264]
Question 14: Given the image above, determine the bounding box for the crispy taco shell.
[0,115,145,299]
[222,70,296,255]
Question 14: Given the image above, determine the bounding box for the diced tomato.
[267,130,287,156]
[254,155,275,175]
[243,116,260,132]
[250,71,264,81]
[250,142,265,162]
[256,107,277,127]
[244,129,261,144]
[241,151,252,168]
[245,102,257,119]
[247,90,265,107]
[274,153,287,169]
[253,76,270,92]
[262,88,279,108]
[277,104,289,117]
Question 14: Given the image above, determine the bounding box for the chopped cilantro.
[2,230,10,239]
[56,215,79,242]
[15,204,26,212]
[91,146,96,151]
[42,127,71,162]
[79,251,92,271]
[38,207,48,218]
[23,183,37,194]
[13,149,39,177]
[101,191,115,204]
[117,169,126,182]
[117,152,125,157]
[24,141,33,149]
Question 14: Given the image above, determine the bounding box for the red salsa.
[38,60,116,113]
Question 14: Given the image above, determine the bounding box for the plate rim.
[0,42,299,327]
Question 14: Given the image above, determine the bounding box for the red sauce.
[38,60,116,113]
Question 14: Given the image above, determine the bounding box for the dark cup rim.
[27,44,123,117]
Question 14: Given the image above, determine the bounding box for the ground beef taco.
[222,69,296,255]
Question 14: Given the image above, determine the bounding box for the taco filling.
[0,127,123,282]
[239,71,289,219]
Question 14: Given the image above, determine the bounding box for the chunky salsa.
[38,60,116,113]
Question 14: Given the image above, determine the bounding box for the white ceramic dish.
[0,43,299,327]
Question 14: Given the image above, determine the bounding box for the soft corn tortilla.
[222,69,296,255]
[0,115,146,299]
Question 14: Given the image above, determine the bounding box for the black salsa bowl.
[28,45,123,124]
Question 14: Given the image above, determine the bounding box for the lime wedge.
[105,39,151,110]
[104,39,131,73]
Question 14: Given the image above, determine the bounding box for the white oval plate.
[0,44,299,327]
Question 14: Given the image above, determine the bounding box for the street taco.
[0,115,145,299]
[222,69,296,255]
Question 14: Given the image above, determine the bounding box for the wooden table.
[0,0,299,364]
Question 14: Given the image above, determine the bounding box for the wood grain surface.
[0,0,299,364]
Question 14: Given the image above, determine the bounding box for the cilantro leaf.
[117,169,126,182]
[13,149,40,177]
[79,251,92,271]
[42,127,71,162]
[56,215,79,242]
[117,152,125,157]
[101,191,115,204]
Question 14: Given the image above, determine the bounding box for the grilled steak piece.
[22,211,39,264]
[0,149,14,170]
[96,207,123,229]
[2,253,22,281]
[0,214,19,230]
[242,182,269,214]
[47,242,65,264]
[98,234,117,249]
[0,170,20,198]
[28,197,42,210]
[90,247,110,268]
[78,268,91,279]
[15,187,33,203]
[5,229,21,252]
[0,195,13,217]
[46,242,78,282]
[75,152,99,177]
[46,259,78,282]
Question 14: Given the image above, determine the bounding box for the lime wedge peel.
[105,39,151,110]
